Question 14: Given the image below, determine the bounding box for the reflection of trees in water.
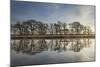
[70,39,91,52]
[70,39,84,52]
[11,39,92,55]
[11,39,48,55]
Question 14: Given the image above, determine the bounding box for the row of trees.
[11,19,94,35]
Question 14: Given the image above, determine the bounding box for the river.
[11,38,95,66]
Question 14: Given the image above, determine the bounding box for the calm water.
[11,38,95,66]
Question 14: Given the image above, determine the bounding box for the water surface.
[11,38,95,66]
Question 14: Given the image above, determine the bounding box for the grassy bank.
[11,34,95,39]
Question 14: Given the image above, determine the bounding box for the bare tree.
[69,22,84,34]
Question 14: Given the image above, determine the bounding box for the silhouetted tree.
[14,21,23,35]
[69,22,84,34]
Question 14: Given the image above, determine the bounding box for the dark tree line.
[11,19,94,35]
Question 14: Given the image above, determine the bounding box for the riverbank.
[11,34,95,39]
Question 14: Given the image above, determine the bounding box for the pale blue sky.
[11,1,95,27]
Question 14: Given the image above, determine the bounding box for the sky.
[11,1,95,27]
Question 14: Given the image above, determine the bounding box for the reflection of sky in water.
[11,39,95,66]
